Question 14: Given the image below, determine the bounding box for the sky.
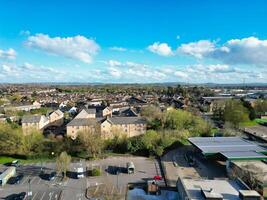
[0,0,267,83]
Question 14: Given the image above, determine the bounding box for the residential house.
[5,101,42,112]
[66,109,146,139]
[66,118,102,139]
[49,109,64,126]
[100,117,146,139]
[21,115,49,134]
[75,108,96,119]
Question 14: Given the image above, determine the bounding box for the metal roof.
[221,151,267,160]
[188,137,267,158]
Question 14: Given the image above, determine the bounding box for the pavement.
[161,145,227,187]
[0,156,162,200]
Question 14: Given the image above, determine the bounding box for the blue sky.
[0,0,267,83]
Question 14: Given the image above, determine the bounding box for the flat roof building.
[177,178,260,200]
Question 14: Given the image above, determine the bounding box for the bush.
[91,168,101,176]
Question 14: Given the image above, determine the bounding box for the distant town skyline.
[0,0,267,83]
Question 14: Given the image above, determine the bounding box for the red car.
[154,175,162,180]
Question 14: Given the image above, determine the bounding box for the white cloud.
[0,48,16,59]
[178,40,215,59]
[108,60,122,67]
[178,37,267,65]
[108,67,122,78]
[174,71,188,79]
[147,42,173,56]
[26,34,100,63]
[211,37,267,65]
[109,46,127,51]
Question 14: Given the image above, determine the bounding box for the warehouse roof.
[221,151,267,160]
[188,137,267,160]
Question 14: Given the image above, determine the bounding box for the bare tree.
[56,151,71,179]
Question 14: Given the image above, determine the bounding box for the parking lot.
[0,156,163,200]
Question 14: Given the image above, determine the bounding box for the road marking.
[37,177,42,184]
[49,191,54,200]
[32,192,38,200]
[40,192,46,200]
[22,175,29,184]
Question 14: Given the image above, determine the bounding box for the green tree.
[56,151,71,179]
[224,100,249,128]
[0,122,23,155]
[78,128,104,158]
[254,100,267,117]
[141,105,164,129]
[21,129,44,156]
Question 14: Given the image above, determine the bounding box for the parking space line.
[49,191,54,200]
[21,175,29,184]
[32,192,38,200]
[37,177,42,184]
[40,192,46,200]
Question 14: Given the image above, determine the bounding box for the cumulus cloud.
[109,46,127,51]
[178,40,215,59]
[0,48,16,59]
[211,37,267,65]
[178,37,267,65]
[26,34,100,63]
[147,42,173,56]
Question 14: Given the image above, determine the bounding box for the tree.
[56,151,71,179]
[241,98,256,120]
[254,100,267,117]
[21,129,44,156]
[224,100,249,128]
[0,122,23,155]
[141,105,164,129]
[78,128,104,158]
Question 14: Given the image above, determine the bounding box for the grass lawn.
[255,118,267,124]
[0,156,54,164]
[240,118,267,127]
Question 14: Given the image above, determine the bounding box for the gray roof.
[107,117,146,125]
[67,118,103,126]
[21,115,42,123]
[188,137,267,155]
[221,151,267,160]
[84,108,96,114]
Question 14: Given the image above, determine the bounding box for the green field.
[0,156,54,164]
[240,118,267,127]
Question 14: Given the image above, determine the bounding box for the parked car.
[8,174,24,184]
[14,192,27,200]
[14,174,24,184]
[11,160,20,167]
[48,172,56,181]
